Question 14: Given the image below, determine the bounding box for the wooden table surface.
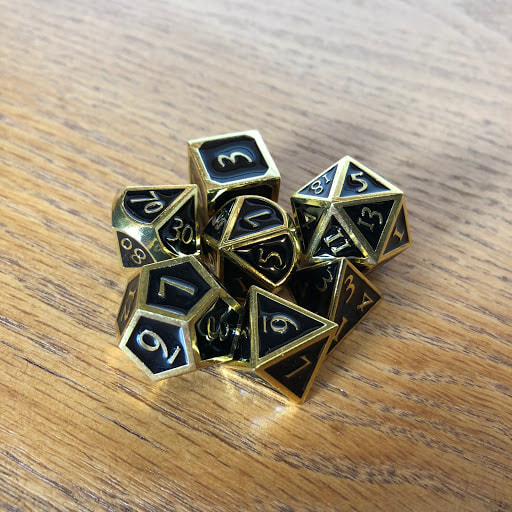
[1,1,511,511]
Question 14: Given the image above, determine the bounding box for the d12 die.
[112,185,200,268]
[291,156,411,270]
[188,130,280,224]
[116,256,242,380]
[230,286,337,403]
[202,195,301,301]
[289,258,381,354]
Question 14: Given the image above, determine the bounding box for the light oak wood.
[1,1,510,510]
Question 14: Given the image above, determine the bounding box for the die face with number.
[291,156,411,270]
[112,185,200,269]
[289,258,381,354]
[202,195,301,302]
[188,130,280,224]
[230,286,337,403]
[116,256,242,380]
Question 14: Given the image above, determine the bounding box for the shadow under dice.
[229,286,337,403]
[291,156,411,270]
[202,195,301,301]
[188,130,280,224]
[112,185,200,268]
[289,258,382,353]
[116,256,242,380]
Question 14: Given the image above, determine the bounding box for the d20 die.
[202,195,301,301]
[291,156,411,270]
[188,130,280,224]
[116,256,242,380]
[112,185,200,269]
[289,258,381,353]
[230,286,337,403]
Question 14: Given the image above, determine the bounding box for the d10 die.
[112,185,200,268]
[116,256,242,380]
[202,195,301,301]
[289,258,381,354]
[230,286,337,403]
[291,156,411,270]
[188,130,280,224]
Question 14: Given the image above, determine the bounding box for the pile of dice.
[112,130,411,403]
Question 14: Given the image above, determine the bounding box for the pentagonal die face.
[188,130,280,223]
[202,196,300,301]
[291,156,411,269]
[112,185,200,268]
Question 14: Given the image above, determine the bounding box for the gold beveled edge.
[118,309,196,381]
[376,198,412,264]
[247,286,337,369]
[115,269,142,337]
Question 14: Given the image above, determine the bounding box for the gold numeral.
[217,151,253,167]
[257,248,284,269]
[262,314,299,334]
[128,190,165,215]
[137,329,181,364]
[119,288,137,323]
[344,274,355,304]
[315,269,333,292]
[393,226,404,241]
[335,316,348,338]
[166,216,194,244]
[158,276,196,298]
[120,237,147,265]
[285,356,312,379]
[349,172,368,193]
[323,228,351,255]
[357,207,384,232]
[357,292,374,312]
[243,208,272,228]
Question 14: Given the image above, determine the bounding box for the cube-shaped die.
[289,258,382,354]
[188,130,280,224]
[116,256,242,380]
[202,195,301,301]
[112,185,200,268]
[291,156,411,270]
[230,286,337,403]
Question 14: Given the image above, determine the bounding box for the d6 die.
[112,185,200,268]
[289,258,381,354]
[229,286,337,403]
[116,256,242,380]
[188,130,280,224]
[202,195,301,301]
[291,156,411,270]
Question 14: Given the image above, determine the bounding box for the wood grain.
[0,1,511,510]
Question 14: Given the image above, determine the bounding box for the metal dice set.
[112,130,411,403]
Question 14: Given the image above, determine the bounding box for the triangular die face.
[339,163,390,198]
[204,200,235,241]
[262,337,328,400]
[116,231,154,268]
[124,188,184,223]
[158,197,197,256]
[384,205,410,255]
[256,293,325,359]
[293,203,324,251]
[313,215,363,259]
[233,234,295,285]
[298,165,337,198]
[329,266,381,353]
[344,200,394,251]
[229,196,284,241]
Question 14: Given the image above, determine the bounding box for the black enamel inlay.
[298,165,337,198]
[125,317,188,375]
[233,234,295,285]
[158,197,197,256]
[124,188,184,223]
[212,183,274,212]
[231,313,251,364]
[199,135,269,183]
[339,163,390,198]
[289,260,341,318]
[229,197,284,240]
[116,231,154,268]
[292,203,324,252]
[204,200,235,241]
[222,257,256,302]
[116,274,140,334]
[264,337,328,399]
[384,206,409,254]
[195,298,240,361]
[328,269,381,353]
[312,216,363,259]
[257,293,324,358]
[344,200,394,250]
[146,262,210,315]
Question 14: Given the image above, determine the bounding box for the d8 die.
[112,185,200,268]
[291,156,411,270]
[202,195,301,301]
[229,286,337,403]
[116,256,242,380]
[289,258,381,354]
[188,130,280,224]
